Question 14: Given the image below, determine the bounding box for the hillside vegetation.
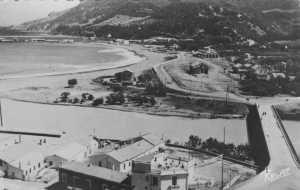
[18,0,300,42]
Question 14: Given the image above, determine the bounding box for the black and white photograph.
[0,0,300,189]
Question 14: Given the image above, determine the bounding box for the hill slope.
[19,0,300,41]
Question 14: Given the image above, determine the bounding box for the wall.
[0,160,23,180]
[131,173,151,190]
[45,155,67,168]
[160,174,188,190]
[59,169,131,190]
[246,105,270,172]
[89,154,120,171]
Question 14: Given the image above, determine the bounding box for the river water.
[1,99,248,145]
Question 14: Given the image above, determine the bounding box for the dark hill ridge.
[18,0,300,41]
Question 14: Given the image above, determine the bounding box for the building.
[192,47,219,59]
[0,141,46,180]
[57,162,132,190]
[44,142,89,168]
[188,62,209,75]
[89,134,163,173]
[132,153,188,190]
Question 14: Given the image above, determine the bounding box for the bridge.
[237,102,300,190]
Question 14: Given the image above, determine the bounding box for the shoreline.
[0,42,145,80]
[5,97,245,120]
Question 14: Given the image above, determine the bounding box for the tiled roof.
[107,140,154,162]
[61,162,129,183]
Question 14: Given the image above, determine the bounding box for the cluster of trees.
[138,69,166,96]
[240,70,300,96]
[185,135,254,162]
[106,92,125,105]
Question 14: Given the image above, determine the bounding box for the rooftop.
[0,141,44,167]
[134,153,156,163]
[48,142,86,161]
[61,162,129,183]
[107,139,154,162]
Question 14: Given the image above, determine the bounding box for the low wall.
[246,105,270,172]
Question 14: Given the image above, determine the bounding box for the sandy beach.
[0,42,165,101]
[0,42,144,80]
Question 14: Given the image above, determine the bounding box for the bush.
[92,98,104,106]
[106,92,125,105]
[60,92,70,99]
[87,94,94,101]
[68,79,78,87]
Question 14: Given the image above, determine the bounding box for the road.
[153,53,248,104]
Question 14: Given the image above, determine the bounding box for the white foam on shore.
[0,44,145,80]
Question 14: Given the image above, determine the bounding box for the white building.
[89,134,163,173]
[0,141,46,180]
[44,142,89,168]
[132,153,188,190]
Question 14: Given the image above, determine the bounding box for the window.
[38,163,41,168]
[61,173,68,184]
[102,184,110,190]
[49,161,53,166]
[128,162,131,166]
[123,163,126,169]
[172,176,177,186]
[98,161,102,167]
[0,160,3,166]
[86,179,92,190]
[73,176,80,186]
[152,176,158,186]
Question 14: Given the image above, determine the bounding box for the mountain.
[19,0,300,41]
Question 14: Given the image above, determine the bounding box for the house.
[192,47,219,59]
[89,135,163,173]
[44,142,89,168]
[188,62,209,74]
[114,70,135,82]
[132,153,188,190]
[56,162,132,190]
[271,72,286,79]
[0,141,46,180]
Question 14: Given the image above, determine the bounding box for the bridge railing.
[271,105,300,168]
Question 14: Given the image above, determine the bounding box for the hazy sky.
[0,0,80,26]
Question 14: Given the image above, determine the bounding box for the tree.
[106,92,125,105]
[92,98,104,106]
[60,92,70,99]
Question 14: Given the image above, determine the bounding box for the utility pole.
[0,100,3,127]
[225,85,229,105]
[220,126,226,190]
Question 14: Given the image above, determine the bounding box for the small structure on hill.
[188,62,209,75]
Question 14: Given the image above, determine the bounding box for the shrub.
[68,79,78,87]
[92,98,104,106]
[60,92,70,99]
[106,92,125,105]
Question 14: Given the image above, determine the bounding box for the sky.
[0,0,80,26]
